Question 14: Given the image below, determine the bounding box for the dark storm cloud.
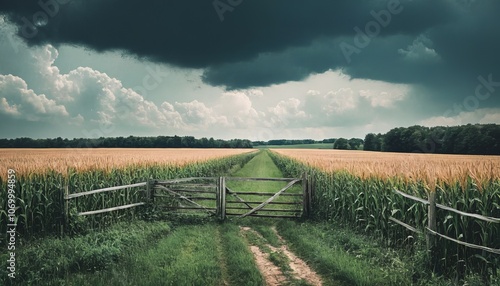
[2,0,500,112]
[2,1,450,76]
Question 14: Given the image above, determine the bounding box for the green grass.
[0,221,171,285]
[238,222,312,286]
[255,143,333,149]
[218,223,264,286]
[268,150,500,283]
[276,220,412,286]
[10,149,493,285]
[230,150,284,178]
[0,151,258,238]
[225,151,302,217]
[64,224,224,286]
[274,220,498,286]
[251,223,281,247]
[50,223,264,286]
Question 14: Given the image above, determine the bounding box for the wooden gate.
[222,176,308,219]
[151,175,312,219]
[65,175,313,221]
[152,177,218,215]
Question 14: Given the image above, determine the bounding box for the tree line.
[0,136,253,149]
[2,124,498,154]
[252,138,365,150]
[332,138,364,150]
[363,124,500,155]
[252,138,336,146]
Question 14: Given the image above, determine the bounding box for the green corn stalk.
[268,149,500,278]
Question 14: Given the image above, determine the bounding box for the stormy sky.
[0,0,499,141]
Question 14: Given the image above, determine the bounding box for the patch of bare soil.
[241,226,323,286]
[249,245,288,286]
[271,227,322,286]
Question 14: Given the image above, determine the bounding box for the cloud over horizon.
[1,0,499,140]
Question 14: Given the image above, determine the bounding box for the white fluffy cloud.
[0,74,70,121]
[419,108,500,127]
[175,100,227,127]
[216,91,263,127]
[0,48,415,139]
[0,44,188,132]
[2,44,275,135]
[322,88,358,114]
[359,89,405,108]
[306,85,407,115]
[1,44,302,136]
[246,89,264,97]
[268,98,308,127]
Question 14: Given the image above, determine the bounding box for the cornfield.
[269,149,500,277]
[0,148,257,179]
[0,148,257,238]
[271,149,500,186]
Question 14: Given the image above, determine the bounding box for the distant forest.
[0,136,253,149]
[363,124,500,155]
[252,138,336,146]
[1,124,499,155]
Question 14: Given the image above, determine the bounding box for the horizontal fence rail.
[225,207,302,212]
[225,191,302,196]
[78,202,146,216]
[225,213,301,218]
[393,189,430,205]
[66,182,147,199]
[162,207,217,211]
[426,227,500,255]
[391,189,500,256]
[155,177,217,184]
[226,201,302,205]
[65,181,148,219]
[435,203,500,223]
[64,175,311,231]
[239,178,301,218]
[388,216,422,234]
[154,185,216,215]
[226,177,299,182]
[393,189,500,224]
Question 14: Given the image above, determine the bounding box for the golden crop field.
[269,149,500,274]
[0,148,258,236]
[272,149,500,186]
[0,148,256,179]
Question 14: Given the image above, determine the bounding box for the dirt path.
[272,227,323,285]
[240,226,322,286]
[248,244,288,286]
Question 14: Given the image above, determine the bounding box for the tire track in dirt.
[241,226,322,286]
[248,244,288,286]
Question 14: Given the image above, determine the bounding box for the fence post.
[146,178,156,215]
[61,178,69,236]
[302,172,309,218]
[216,177,221,219]
[146,177,152,202]
[221,177,226,221]
[309,174,314,216]
[427,190,437,265]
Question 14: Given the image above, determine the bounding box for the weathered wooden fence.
[64,174,313,224]
[389,189,500,255]
[64,182,147,218]
[224,176,305,219]
[63,178,499,257]
[152,177,219,215]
